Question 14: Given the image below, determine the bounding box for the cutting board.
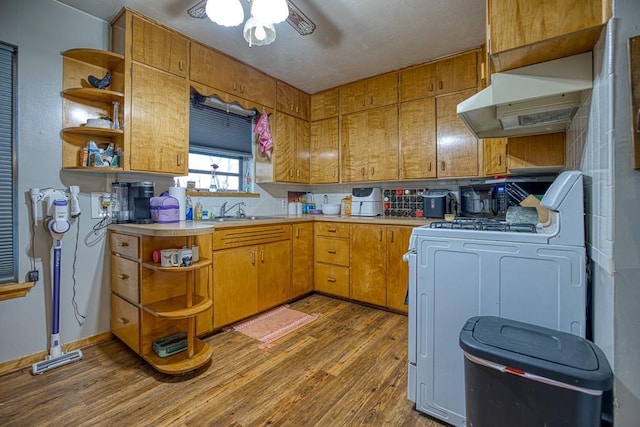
[519,194,550,223]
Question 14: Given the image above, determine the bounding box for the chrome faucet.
[220,201,246,217]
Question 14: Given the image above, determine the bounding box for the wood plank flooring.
[0,295,444,426]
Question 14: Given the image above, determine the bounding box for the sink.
[214,215,279,222]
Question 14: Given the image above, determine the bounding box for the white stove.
[405,171,587,427]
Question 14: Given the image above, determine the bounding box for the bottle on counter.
[185,196,193,221]
[194,200,203,221]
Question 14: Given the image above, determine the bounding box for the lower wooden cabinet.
[481,133,566,176]
[212,225,292,329]
[349,224,412,313]
[314,222,350,298]
[292,222,314,299]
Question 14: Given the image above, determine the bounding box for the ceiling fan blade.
[187,0,316,35]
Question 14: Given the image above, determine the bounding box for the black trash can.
[459,316,612,427]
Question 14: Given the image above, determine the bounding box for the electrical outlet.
[281,199,287,208]
[90,192,110,219]
[28,270,39,282]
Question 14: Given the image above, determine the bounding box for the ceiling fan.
[187,0,316,35]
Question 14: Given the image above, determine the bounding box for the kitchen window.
[177,94,254,191]
[0,42,17,284]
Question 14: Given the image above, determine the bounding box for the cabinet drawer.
[315,222,350,238]
[314,262,349,298]
[111,294,140,353]
[315,236,349,266]
[111,256,139,303]
[110,232,139,259]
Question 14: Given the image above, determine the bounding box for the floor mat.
[232,305,319,349]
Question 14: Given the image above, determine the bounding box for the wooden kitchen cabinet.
[61,48,125,171]
[314,223,350,298]
[189,41,276,108]
[111,10,189,175]
[399,97,437,179]
[483,138,508,175]
[276,81,310,120]
[400,50,478,102]
[507,132,565,173]
[341,105,399,182]
[487,0,610,72]
[436,89,479,177]
[130,14,188,78]
[212,225,292,328]
[350,224,412,312]
[310,117,340,184]
[292,222,314,299]
[310,88,340,121]
[274,112,310,183]
[340,72,398,114]
[109,228,214,375]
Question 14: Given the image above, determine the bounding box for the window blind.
[189,100,254,158]
[0,43,16,282]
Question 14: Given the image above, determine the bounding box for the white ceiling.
[56,0,486,94]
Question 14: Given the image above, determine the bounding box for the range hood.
[457,52,593,138]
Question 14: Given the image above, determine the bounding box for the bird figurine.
[87,71,111,90]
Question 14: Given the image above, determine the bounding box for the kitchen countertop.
[109,215,438,236]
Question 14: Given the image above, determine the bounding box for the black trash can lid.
[459,316,612,390]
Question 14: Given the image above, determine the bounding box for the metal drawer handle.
[119,241,129,247]
[118,274,129,280]
[327,277,336,283]
[327,249,337,254]
[118,317,129,325]
[328,228,337,232]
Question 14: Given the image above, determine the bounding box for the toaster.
[351,187,383,216]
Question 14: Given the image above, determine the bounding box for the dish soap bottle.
[194,200,203,221]
[245,168,252,193]
[185,196,193,221]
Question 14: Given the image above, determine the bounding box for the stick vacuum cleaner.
[30,187,83,375]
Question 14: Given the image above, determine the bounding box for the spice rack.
[383,188,427,218]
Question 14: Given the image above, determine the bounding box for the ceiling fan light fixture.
[251,0,289,24]
[205,0,244,27]
[243,17,276,47]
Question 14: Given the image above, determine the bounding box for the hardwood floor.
[0,295,443,426]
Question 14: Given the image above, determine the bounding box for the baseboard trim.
[0,332,113,376]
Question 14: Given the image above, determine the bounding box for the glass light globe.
[243,17,276,47]
[252,0,289,24]
[205,0,244,27]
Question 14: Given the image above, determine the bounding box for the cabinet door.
[131,14,188,77]
[277,81,309,120]
[386,227,412,313]
[507,132,565,171]
[435,51,478,95]
[366,72,399,110]
[295,117,310,183]
[258,240,292,311]
[400,98,437,179]
[340,80,368,115]
[274,112,296,182]
[292,223,314,298]
[366,105,399,181]
[436,89,478,177]
[341,111,369,182]
[310,117,339,184]
[400,62,437,102]
[310,88,340,120]
[213,247,258,328]
[350,224,387,306]
[129,63,188,174]
[483,138,507,175]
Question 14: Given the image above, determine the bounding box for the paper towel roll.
[169,186,186,221]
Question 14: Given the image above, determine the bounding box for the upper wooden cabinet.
[310,117,340,184]
[130,14,189,77]
[190,42,276,108]
[276,81,310,120]
[436,89,479,178]
[482,138,508,176]
[399,97,437,179]
[507,133,566,173]
[341,72,398,114]
[487,0,610,72]
[310,88,340,121]
[341,105,399,182]
[400,51,478,102]
[273,112,310,183]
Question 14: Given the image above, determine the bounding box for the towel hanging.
[254,112,273,160]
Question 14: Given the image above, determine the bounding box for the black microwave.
[458,178,554,220]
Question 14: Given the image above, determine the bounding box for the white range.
[405,171,588,427]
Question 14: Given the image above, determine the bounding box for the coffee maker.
[129,181,154,224]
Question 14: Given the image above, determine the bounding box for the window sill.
[186,190,260,198]
[0,281,36,301]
